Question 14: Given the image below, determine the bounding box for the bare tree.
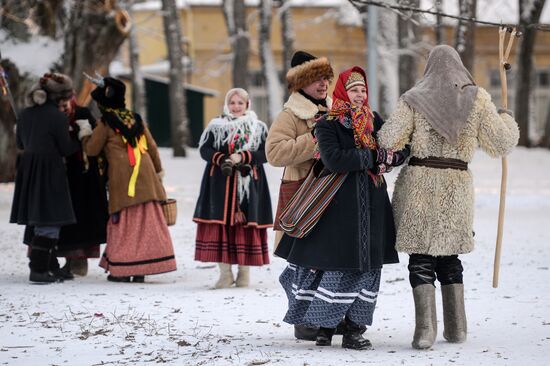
[540,106,550,148]
[63,1,130,103]
[277,0,294,101]
[222,0,250,89]
[454,0,477,72]
[435,0,444,44]
[125,0,146,119]
[258,0,283,124]
[398,0,421,94]
[514,0,546,147]
[0,59,20,182]
[161,0,190,157]
[376,0,399,117]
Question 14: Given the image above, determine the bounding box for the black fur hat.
[91,77,126,109]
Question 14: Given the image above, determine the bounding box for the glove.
[375,148,394,166]
[76,119,92,140]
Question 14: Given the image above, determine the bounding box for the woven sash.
[279,164,348,238]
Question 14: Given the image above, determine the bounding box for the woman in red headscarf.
[275,66,409,350]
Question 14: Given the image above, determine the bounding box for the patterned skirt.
[99,201,177,277]
[280,263,381,328]
[194,223,269,266]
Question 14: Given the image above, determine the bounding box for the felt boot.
[412,284,437,349]
[214,263,234,289]
[235,265,250,287]
[442,284,467,343]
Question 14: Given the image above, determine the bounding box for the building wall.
[129,5,550,137]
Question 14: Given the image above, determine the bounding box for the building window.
[537,70,550,88]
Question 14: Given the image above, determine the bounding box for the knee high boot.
[214,263,234,289]
[29,236,59,283]
[441,284,467,343]
[412,284,437,349]
[235,265,250,287]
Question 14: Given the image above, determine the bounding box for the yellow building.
[125,1,550,142]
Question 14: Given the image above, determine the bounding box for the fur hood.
[283,92,332,121]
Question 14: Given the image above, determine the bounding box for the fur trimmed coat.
[265,92,332,246]
[378,88,519,256]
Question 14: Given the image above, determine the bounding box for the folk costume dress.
[83,77,176,278]
[275,67,406,329]
[193,108,273,266]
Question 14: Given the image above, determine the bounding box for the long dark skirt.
[280,263,381,328]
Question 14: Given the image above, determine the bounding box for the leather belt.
[408,156,468,171]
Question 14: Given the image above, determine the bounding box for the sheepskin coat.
[266,92,331,245]
[83,120,166,214]
[377,88,519,256]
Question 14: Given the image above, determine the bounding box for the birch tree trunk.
[259,0,283,124]
[278,0,294,101]
[435,0,444,44]
[454,0,477,72]
[397,0,420,94]
[126,0,146,119]
[62,1,130,104]
[222,0,250,89]
[162,0,190,157]
[514,0,546,147]
[376,1,399,117]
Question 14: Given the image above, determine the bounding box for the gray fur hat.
[26,73,73,106]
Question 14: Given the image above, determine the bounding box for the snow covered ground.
[1,147,549,366]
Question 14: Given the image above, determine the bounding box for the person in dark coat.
[193,88,273,289]
[275,66,409,350]
[10,73,80,283]
[23,96,109,277]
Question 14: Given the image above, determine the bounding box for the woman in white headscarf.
[378,45,519,350]
[193,88,273,288]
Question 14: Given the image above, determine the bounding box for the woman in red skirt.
[194,88,273,288]
[79,76,176,283]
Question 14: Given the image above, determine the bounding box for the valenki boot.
[412,284,437,349]
[235,265,250,287]
[214,263,234,289]
[441,284,467,343]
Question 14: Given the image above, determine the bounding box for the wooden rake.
[493,26,520,288]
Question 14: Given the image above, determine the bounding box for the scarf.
[401,45,479,145]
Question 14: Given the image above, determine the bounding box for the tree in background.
[514,0,546,147]
[277,0,294,101]
[397,0,421,94]
[161,0,190,156]
[454,0,477,72]
[222,0,250,90]
[126,0,147,119]
[259,0,283,124]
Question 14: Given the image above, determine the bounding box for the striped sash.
[279,163,347,238]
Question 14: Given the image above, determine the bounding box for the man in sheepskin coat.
[266,51,334,341]
[10,73,80,283]
[378,45,520,350]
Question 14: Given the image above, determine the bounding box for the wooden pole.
[493,27,517,288]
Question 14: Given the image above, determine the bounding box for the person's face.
[302,77,329,100]
[346,85,367,107]
[228,93,247,117]
[58,98,72,116]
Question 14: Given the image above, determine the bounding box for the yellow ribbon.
[124,135,148,197]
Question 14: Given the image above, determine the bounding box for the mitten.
[76,119,92,140]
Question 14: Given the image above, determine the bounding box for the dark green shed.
[143,75,216,147]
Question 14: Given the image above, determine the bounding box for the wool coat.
[266,92,332,246]
[378,88,519,256]
[193,120,273,228]
[274,113,400,272]
[83,119,166,214]
[23,107,109,250]
[10,101,79,226]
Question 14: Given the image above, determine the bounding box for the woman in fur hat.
[10,73,80,283]
[193,88,272,288]
[275,66,409,350]
[377,45,520,349]
[79,76,176,283]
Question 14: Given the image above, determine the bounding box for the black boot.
[342,319,372,350]
[334,318,367,335]
[294,324,319,341]
[315,327,335,347]
[29,236,59,283]
[50,250,74,280]
[132,275,145,283]
[107,275,131,282]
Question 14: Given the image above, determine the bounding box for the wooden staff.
[493,26,518,288]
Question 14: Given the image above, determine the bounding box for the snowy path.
[1,147,549,365]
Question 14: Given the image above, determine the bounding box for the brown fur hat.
[286,51,334,92]
[26,72,73,106]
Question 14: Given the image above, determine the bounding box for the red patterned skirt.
[195,223,269,266]
[99,201,177,277]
